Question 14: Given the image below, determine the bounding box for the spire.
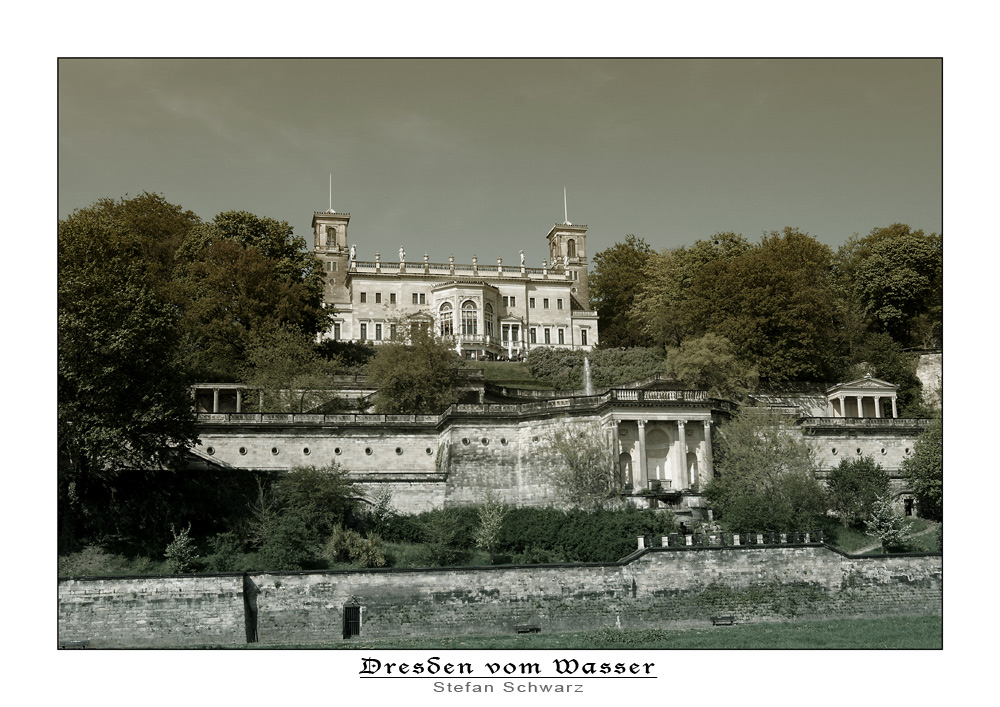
[563,187,571,225]
[327,173,335,213]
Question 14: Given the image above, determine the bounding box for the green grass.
[462,361,557,390]
[233,615,941,650]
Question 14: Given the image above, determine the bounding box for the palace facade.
[310,210,599,359]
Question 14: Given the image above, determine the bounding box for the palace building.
[310,209,599,359]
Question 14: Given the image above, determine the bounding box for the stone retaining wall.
[58,544,941,648]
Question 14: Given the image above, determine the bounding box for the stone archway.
[619,452,633,488]
[686,452,699,489]
[645,428,671,488]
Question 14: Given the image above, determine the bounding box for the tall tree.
[837,224,942,348]
[240,324,342,412]
[901,417,943,521]
[630,233,750,347]
[706,408,826,532]
[175,211,329,379]
[59,196,200,544]
[543,422,621,511]
[826,456,891,527]
[687,228,838,382]
[589,235,654,348]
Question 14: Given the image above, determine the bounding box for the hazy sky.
[59,58,941,264]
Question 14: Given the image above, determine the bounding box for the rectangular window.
[544,329,551,344]
[529,297,535,309]
[581,329,588,346]
[502,325,509,342]
[343,605,360,639]
[333,322,341,340]
[557,298,563,310]
[390,324,397,340]
[502,296,509,307]
[412,293,419,304]
[510,296,516,307]
[375,323,382,340]
[512,326,519,342]
[419,293,426,304]
[330,261,338,272]
[390,293,396,305]
[543,298,549,309]
[375,292,382,304]
[360,323,367,341]
[360,292,367,304]
[558,329,564,344]
[530,328,537,344]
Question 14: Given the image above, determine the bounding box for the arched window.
[439,302,453,336]
[484,302,494,338]
[567,239,576,258]
[462,300,477,336]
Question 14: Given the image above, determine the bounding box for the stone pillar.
[701,420,714,485]
[891,395,898,418]
[637,420,647,485]
[675,420,687,488]
[236,389,242,414]
[838,394,845,418]
[213,387,220,413]
[611,422,624,486]
[856,395,864,418]
[874,394,882,418]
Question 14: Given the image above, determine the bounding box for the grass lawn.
[235,615,941,650]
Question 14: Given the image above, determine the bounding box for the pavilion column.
[838,395,845,418]
[610,422,625,487]
[236,389,242,413]
[891,395,898,418]
[213,387,220,413]
[874,394,882,418]
[637,420,648,485]
[675,420,687,489]
[701,420,714,486]
[855,395,864,418]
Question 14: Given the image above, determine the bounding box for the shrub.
[827,456,891,527]
[257,511,315,570]
[164,523,199,574]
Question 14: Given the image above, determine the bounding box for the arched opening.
[567,238,576,258]
[439,302,453,336]
[619,452,634,488]
[686,451,699,488]
[645,428,671,488]
[484,302,494,339]
[462,300,477,336]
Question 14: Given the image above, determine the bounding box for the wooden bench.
[710,616,735,626]
[515,624,541,634]
[59,640,90,649]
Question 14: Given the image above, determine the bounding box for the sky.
[58,58,942,264]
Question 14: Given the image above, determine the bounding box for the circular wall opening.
[205,447,215,456]
[239,447,247,455]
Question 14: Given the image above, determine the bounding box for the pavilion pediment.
[826,375,898,395]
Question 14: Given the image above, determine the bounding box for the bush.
[164,523,199,574]
[257,511,315,570]
[827,456,890,527]
[323,526,387,568]
[273,463,360,543]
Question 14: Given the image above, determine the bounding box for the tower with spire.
[545,188,590,308]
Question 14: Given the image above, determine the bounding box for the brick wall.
[58,545,941,648]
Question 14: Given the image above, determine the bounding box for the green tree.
[865,495,908,553]
[589,235,655,348]
[241,324,341,412]
[366,328,460,414]
[666,333,758,400]
[706,408,826,532]
[846,333,926,417]
[826,456,891,527]
[630,233,750,347]
[543,422,621,510]
[686,228,838,382]
[59,196,200,547]
[273,463,360,544]
[841,224,942,348]
[901,418,942,521]
[175,211,329,379]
